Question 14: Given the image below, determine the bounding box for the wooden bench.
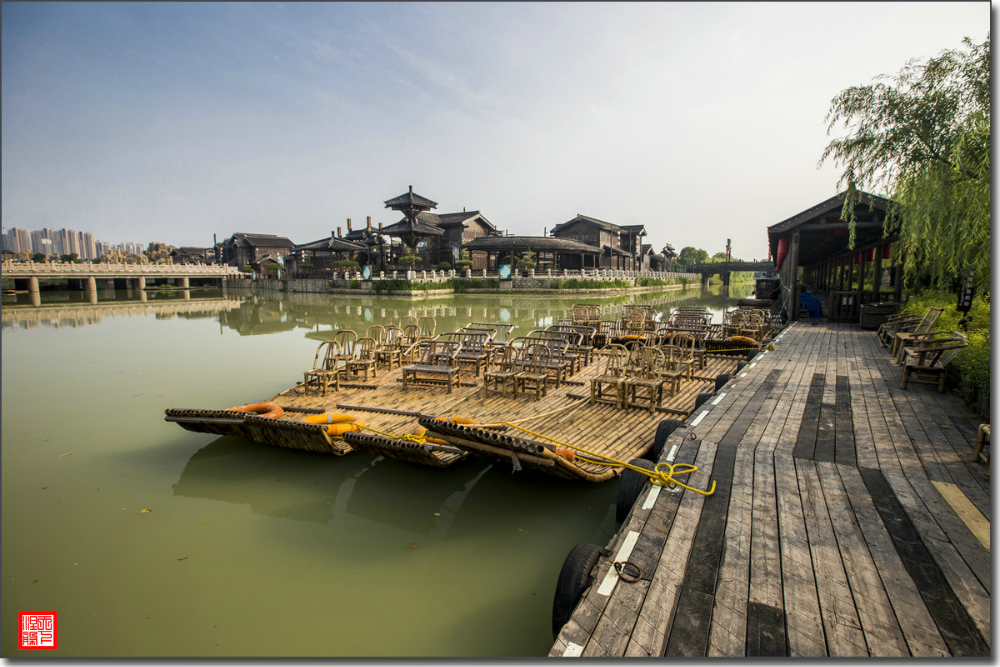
[401,340,462,393]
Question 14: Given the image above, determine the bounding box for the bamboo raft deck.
[550,320,990,657]
[165,342,742,481]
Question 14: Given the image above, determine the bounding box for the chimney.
[463,206,466,213]
[347,218,352,231]
[337,227,342,238]
[544,227,547,237]
[409,185,413,193]
[378,222,383,230]
[367,216,372,229]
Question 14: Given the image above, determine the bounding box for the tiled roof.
[381,217,445,236]
[463,236,602,253]
[550,214,620,234]
[383,186,438,210]
[294,236,364,252]
[231,233,295,248]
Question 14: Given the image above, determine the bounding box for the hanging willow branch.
[819,36,990,295]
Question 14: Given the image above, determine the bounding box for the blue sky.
[1,2,989,259]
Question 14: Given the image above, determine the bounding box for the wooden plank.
[745,602,787,657]
[815,461,909,655]
[797,460,868,656]
[833,375,856,466]
[836,465,949,657]
[792,373,825,459]
[859,467,989,656]
[929,480,990,551]
[774,454,826,657]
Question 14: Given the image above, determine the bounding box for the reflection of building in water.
[2,295,246,331]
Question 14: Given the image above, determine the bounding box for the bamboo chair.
[400,324,422,362]
[891,307,944,363]
[482,344,521,399]
[417,316,437,341]
[658,345,689,398]
[877,312,921,347]
[662,332,699,376]
[303,340,342,396]
[375,325,404,371]
[624,346,667,413]
[366,325,387,346]
[454,331,492,377]
[346,337,378,382]
[326,330,357,375]
[899,331,968,393]
[402,340,462,393]
[517,343,550,400]
[399,316,418,330]
[590,344,630,408]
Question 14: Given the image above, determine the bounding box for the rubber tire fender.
[615,457,655,524]
[652,419,683,459]
[694,392,713,409]
[747,349,759,362]
[714,373,731,392]
[552,543,604,638]
[736,360,746,372]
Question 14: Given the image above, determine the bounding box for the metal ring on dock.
[614,561,642,583]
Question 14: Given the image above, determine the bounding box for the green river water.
[1,284,750,657]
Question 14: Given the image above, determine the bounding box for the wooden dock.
[550,320,990,657]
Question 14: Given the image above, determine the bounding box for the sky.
[1,2,989,260]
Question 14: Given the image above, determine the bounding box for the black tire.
[694,392,713,409]
[747,349,759,362]
[552,543,604,638]
[616,458,655,524]
[736,360,746,372]
[652,419,683,459]
[714,373,731,392]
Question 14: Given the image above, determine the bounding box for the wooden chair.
[345,337,378,382]
[402,340,462,393]
[899,330,968,393]
[482,344,521,399]
[658,345,689,398]
[590,344,630,408]
[662,332,699,376]
[624,346,667,413]
[303,340,342,396]
[417,316,437,341]
[375,325,404,370]
[455,331,492,376]
[400,324,422,362]
[517,343,550,400]
[399,316,418,330]
[973,424,990,475]
[366,325,387,346]
[890,307,944,363]
[877,312,920,347]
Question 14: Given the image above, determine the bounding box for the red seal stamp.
[18,611,58,650]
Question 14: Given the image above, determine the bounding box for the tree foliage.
[820,36,990,294]
[677,246,709,266]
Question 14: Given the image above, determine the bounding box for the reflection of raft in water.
[165,337,743,482]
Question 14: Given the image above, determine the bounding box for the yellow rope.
[491,421,716,496]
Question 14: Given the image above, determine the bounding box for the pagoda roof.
[384,186,438,210]
[463,236,602,253]
[294,236,364,252]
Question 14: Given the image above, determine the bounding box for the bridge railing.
[2,260,243,277]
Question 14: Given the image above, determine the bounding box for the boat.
[737,271,781,307]
[165,310,767,481]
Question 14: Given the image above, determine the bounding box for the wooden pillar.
[858,250,868,303]
[873,244,883,303]
[788,230,801,320]
[894,248,905,304]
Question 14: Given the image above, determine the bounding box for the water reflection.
[172,436,378,524]
[1,290,245,331]
[344,457,492,536]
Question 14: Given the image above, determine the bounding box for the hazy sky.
[1,2,989,259]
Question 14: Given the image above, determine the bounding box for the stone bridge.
[684,260,776,288]
[2,260,243,295]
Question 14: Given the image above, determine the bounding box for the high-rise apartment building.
[59,229,81,257]
[80,232,96,260]
[9,228,32,254]
[96,241,112,259]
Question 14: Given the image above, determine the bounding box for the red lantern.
[866,248,876,261]
[881,243,892,260]
[775,238,788,271]
[854,252,861,264]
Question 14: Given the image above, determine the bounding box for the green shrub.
[515,258,536,270]
[456,260,474,268]
[298,262,314,270]
[436,262,452,271]
[636,277,675,287]
[553,279,631,290]
[240,265,254,273]
[902,289,990,418]
[350,280,359,289]
[398,255,420,266]
[333,260,359,270]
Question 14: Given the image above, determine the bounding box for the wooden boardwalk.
[550,320,991,658]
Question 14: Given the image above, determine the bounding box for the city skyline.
[1,3,988,258]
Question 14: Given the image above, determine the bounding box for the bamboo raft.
[165,313,765,482]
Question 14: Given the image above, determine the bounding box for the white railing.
[2,260,243,277]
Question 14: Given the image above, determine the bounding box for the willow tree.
[820,36,990,295]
